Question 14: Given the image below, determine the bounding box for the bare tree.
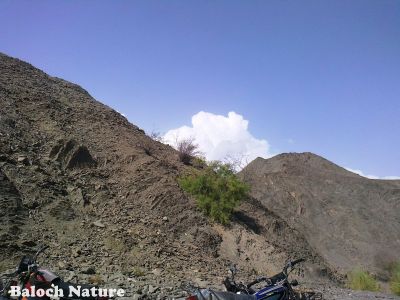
[176,137,201,165]
[223,153,250,173]
[149,131,164,143]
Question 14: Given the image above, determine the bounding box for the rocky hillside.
[240,152,400,278]
[0,53,322,297]
[1,52,398,299]
[0,52,230,292]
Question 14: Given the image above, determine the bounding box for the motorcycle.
[185,258,322,300]
[0,246,109,300]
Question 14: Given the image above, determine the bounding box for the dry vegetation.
[176,137,201,165]
[347,268,380,292]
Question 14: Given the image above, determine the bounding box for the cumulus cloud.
[163,111,272,165]
[345,168,400,180]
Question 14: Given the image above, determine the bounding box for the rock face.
[0,52,225,288]
[0,170,28,254]
[240,153,400,275]
[49,139,97,169]
[1,52,316,297]
[1,52,399,299]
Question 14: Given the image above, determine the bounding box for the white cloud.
[345,168,379,179]
[382,176,400,180]
[163,111,272,165]
[116,110,127,117]
[345,168,400,180]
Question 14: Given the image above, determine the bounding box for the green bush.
[390,263,400,296]
[347,268,380,292]
[132,267,146,277]
[179,161,249,224]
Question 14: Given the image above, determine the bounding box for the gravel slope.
[1,52,398,299]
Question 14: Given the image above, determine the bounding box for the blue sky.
[0,0,399,177]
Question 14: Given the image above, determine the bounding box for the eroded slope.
[240,153,400,275]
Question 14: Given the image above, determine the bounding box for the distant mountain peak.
[246,152,357,178]
[240,152,400,274]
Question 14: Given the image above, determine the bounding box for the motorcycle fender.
[38,268,60,282]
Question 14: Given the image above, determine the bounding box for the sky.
[0,0,399,178]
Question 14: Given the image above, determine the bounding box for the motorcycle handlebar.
[284,258,305,274]
[291,258,305,266]
[33,245,49,262]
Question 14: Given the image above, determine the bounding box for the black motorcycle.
[186,258,322,300]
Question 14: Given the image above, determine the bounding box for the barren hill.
[0,52,322,297]
[1,53,399,299]
[0,52,229,294]
[240,152,400,276]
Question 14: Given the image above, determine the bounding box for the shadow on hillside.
[233,211,262,234]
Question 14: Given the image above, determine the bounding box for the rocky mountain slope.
[240,153,400,278]
[0,52,321,297]
[0,52,229,292]
[1,52,398,299]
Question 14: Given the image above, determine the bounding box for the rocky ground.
[315,285,399,300]
[0,52,399,299]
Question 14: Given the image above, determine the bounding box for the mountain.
[1,52,323,296]
[240,152,400,277]
[0,52,228,294]
[1,52,399,299]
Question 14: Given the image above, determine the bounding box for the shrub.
[104,237,126,253]
[347,268,380,292]
[192,156,207,169]
[390,263,400,296]
[179,161,249,224]
[149,131,164,143]
[177,138,200,164]
[132,267,146,277]
[223,153,249,172]
[88,274,104,285]
[137,138,155,156]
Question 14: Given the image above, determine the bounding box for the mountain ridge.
[1,52,334,296]
[1,52,399,299]
[250,152,400,182]
[240,152,400,275]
